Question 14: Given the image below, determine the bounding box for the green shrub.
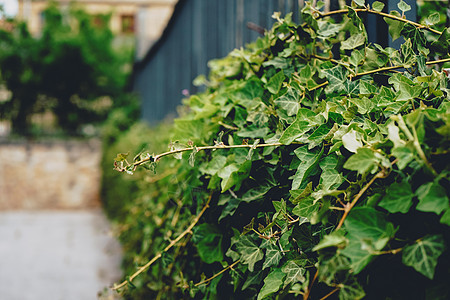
[0,2,133,135]
[109,2,450,299]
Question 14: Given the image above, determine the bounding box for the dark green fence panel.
[134,0,300,123]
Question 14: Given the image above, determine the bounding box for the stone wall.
[0,139,102,210]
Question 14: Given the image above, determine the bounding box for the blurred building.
[16,0,177,59]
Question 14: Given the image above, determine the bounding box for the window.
[120,14,135,34]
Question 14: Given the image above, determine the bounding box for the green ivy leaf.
[236,125,270,138]
[313,230,347,251]
[402,235,446,279]
[341,239,375,274]
[345,207,395,242]
[343,148,379,175]
[318,254,351,285]
[378,180,414,213]
[372,1,385,11]
[431,28,450,54]
[320,169,344,190]
[317,21,342,37]
[114,152,129,162]
[275,86,301,116]
[290,182,313,204]
[341,33,366,50]
[218,196,240,221]
[359,80,377,95]
[236,236,264,272]
[241,182,274,203]
[416,182,450,215]
[257,268,285,300]
[353,0,365,7]
[440,209,450,226]
[267,70,285,94]
[397,0,411,14]
[279,108,316,144]
[339,277,366,300]
[201,154,227,175]
[323,65,348,94]
[350,96,375,114]
[391,146,414,170]
[193,224,224,264]
[292,145,324,189]
[242,270,264,291]
[263,246,283,270]
[388,73,422,101]
[236,79,264,101]
[384,11,404,41]
[292,196,320,220]
[282,260,306,288]
[218,161,252,192]
[426,12,440,26]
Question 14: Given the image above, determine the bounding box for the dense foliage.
[0,3,133,135]
[110,1,449,299]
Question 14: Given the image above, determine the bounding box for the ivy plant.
[111,1,450,299]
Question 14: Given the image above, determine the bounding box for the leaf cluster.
[111,1,450,299]
[0,2,133,135]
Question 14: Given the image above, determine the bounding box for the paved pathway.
[0,210,122,300]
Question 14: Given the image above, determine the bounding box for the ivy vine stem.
[112,194,213,291]
[194,260,240,287]
[394,115,438,176]
[317,8,442,35]
[303,269,319,300]
[307,57,450,91]
[129,142,287,170]
[319,287,340,300]
[336,166,390,230]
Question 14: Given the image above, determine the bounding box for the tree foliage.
[109,1,450,299]
[0,2,132,134]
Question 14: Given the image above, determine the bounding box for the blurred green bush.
[0,2,134,135]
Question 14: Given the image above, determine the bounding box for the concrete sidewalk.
[0,210,122,300]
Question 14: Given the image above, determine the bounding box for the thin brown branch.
[317,8,442,35]
[120,142,286,172]
[194,260,240,287]
[374,247,403,255]
[309,81,328,91]
[355,64,406,77]
[112,194,213,291]
[218,121,239,130]
[307,58,450,91]
[320,287,340,300]
[394,115,438,176]
[336,169,387,230]
[304,269,319,300]
[425,57,450,65]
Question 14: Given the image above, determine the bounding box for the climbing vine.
[111,1,450,299]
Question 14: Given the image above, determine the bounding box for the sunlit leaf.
[343,148,379,174]
[341,33,366,50]
[372,1,385,11]
[267,70,285,94]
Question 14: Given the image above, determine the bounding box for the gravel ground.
[0,210,122,300]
